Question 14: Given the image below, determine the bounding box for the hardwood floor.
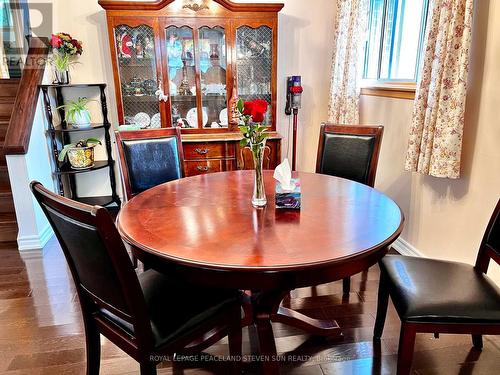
[0,239,499,374]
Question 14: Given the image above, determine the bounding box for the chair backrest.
[30,182,153,344]
[115,128,184,200]
[476,199,500,273]
[316,124,384,187]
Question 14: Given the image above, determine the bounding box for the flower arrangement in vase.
[50,32,83,84]
[237,99,269,207]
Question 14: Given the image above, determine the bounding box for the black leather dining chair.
[316,124,384,294]
[115,128,184,202]
[30,181,243,375]
[374,199,500,375]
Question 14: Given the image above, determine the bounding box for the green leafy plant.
[58,138,101,162]
[56,97,93,124]
[237,99,269,148]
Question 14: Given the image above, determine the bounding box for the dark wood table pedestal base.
[252,290,343,374]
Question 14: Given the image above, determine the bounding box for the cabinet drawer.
[183,142,234,160]
[183,159,230,176]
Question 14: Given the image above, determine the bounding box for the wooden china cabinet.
[99,0,284,176]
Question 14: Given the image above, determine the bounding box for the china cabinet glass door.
[114,24,161,128]
[198,26,228,128]
[165,25,198,128]
[235,25,273,126]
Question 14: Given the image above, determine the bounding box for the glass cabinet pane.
[235,26,273,126]
[199,26,228,128]
[166,26,198,128]
[115,24,160,128]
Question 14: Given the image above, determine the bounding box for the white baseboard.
[392,238,425,257]
[17,224,54,251]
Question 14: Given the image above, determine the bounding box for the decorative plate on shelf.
[134,112,151,128]
[186,107,208,128]
[150,113,161,129]
[219,108,228,126]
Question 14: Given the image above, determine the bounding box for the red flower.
[251,99,268,123]
[243,101,254,116]
[51,34,62,48]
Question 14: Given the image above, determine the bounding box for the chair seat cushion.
[380,255,500,323]
[100,269,240,347]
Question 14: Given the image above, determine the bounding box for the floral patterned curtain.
[405,0,474,179]
[328,0,369,125]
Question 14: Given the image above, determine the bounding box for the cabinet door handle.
[195,148,209,155]
[197,166,210,172]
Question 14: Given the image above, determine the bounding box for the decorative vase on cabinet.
[99,0,284,177]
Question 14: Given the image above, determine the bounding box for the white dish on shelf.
[219,108,228,126]
[186,107,208,128]
[150,113,161,128]
[134,112,151,128]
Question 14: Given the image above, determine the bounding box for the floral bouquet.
[236,99,269,207]
[50,32,83,84]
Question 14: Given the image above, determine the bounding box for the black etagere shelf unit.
[40,83,121,210]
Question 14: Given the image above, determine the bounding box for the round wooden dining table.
[117,170,404,374]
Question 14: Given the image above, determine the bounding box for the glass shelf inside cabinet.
[115,24,160,129]
[166,26,199,129]
[236,25,273,126]
[199,26,228,129]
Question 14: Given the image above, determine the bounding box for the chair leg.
[228,305,243,374]
[397,323,416,375]
[472,334,483,350]
[373,271,390,339]
[84,319,101,375]
[342,277,351,295]
[140,362,157,375]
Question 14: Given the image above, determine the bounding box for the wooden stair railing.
[3,37,49,155]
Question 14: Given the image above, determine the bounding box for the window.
[363,0,430,83]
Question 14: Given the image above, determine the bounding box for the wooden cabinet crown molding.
[98,0,284,12]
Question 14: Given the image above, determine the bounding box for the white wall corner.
[392,237,426,257]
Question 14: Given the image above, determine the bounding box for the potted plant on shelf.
[56,97,93,129]
[58,138,101,170]
[237,99,269,207]
[50,32,83,84]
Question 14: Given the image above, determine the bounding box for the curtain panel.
[328,0,369,125]
[405,0,474,179]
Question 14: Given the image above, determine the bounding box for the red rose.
[252,99,268,114]
[243,101,254,116]
[51,34,62,48]
[250,99,268,123]
[252,111,265,123]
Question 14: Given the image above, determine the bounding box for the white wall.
[6,93,56,250]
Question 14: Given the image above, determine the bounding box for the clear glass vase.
[251,140,267,207]
[54,68,70,85]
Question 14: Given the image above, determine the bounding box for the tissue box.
[275,179,301,209]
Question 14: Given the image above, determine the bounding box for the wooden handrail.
[3,37,49,155]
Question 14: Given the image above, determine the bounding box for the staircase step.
[0,166,10,188]
[0,212,17,242]
[0,192,14,213]
[0,148,6,167]
[0,126,5,143]
[0,79,20,97]
[0,97,15,118]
